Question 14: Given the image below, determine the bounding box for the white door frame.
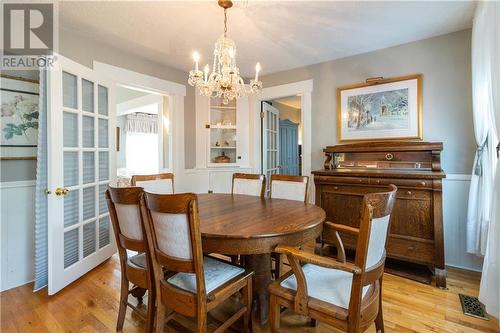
[253,79,313,201]
[92,61,186,177]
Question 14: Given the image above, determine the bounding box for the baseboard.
[1,279,34,293]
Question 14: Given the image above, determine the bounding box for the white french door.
[47,56,116,295]
[262,102,280,193]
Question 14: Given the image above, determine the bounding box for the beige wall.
[260,30,474,174]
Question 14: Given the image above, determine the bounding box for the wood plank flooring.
[1,251,498,333]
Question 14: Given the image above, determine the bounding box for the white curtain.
[34,69,48,291]
[466,1,497,256]
[473,1,500,321]
[126,113,158,134]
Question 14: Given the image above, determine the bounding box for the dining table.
[198,193,326,327]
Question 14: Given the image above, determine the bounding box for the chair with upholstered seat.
[106,186,155,332]
[140,192,254,333]
[270,174,309,277]
[269,174,309,202]
[232,173,266,197]
[268,184,397,333]
[131,173,174,194]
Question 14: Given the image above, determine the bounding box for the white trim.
[446,264,482,273]
[117,94,163,116]
[253,79,313,202]
[1,279,35,293]
[93,62,186,97]
[444,174,472,181]
[0,180,36,189]
[92,61,186,177]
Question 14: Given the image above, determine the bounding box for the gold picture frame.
[337,74,422,143]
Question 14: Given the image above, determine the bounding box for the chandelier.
[188,0,262,104]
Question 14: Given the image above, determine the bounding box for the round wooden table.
[198,193,326,325]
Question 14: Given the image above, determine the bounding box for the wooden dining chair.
[270,174,310,278]
[140,192,254,333]
[106,186,155,332]
[268,185,397,333]
[232,173,266,197]
[131,173,174,194]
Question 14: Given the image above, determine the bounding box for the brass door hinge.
[260,111,264,119]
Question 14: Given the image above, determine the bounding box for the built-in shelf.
[209,97,238,165]
[210,125,236,129]
[211,106,237,110]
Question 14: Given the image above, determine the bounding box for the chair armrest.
[275,245,362,275]
[325,221,359,235]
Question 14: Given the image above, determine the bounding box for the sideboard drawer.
[387,237,435,265]
[315,176,370,185]
[396,189,432,201]
[370,178,432,189]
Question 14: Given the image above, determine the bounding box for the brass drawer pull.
[420,182,426,186]
[385,153,394,161]
[333,186,339,190]
[375,180,381,184]
[407,191,412,195]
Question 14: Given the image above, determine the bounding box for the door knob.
[55,187,70,196]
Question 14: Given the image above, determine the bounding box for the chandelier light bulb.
[255,62,261,81]
[193,51,200,71]
[204,64,210,82]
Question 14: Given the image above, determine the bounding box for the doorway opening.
[116,86,170,184]
[261,95,302,192]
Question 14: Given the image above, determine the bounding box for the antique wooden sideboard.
[313,141,447,287]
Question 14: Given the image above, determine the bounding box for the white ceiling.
[116,86,150,104]
[60,1,475,77]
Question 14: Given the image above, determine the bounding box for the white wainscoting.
[178,168,253,194]
[0,181,36,291]
[0,173,484,292]
[443,174,483,271]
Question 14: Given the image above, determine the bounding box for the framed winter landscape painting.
[337,74,422,142]
[1,75,39,160]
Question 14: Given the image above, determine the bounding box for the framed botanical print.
[0,75,39,160]
[337,74,422,143]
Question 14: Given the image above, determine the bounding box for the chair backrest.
[106,186,145,253]
[131,173,174,194]
[141,192,205,292]
[270,174,309,202]
[348,184,397,316]
[232,173,266,197]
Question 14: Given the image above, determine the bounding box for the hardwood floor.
[1,251,498,333]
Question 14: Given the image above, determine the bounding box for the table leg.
[244,253,272,325]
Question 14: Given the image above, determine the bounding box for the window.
[125,131,159,174]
